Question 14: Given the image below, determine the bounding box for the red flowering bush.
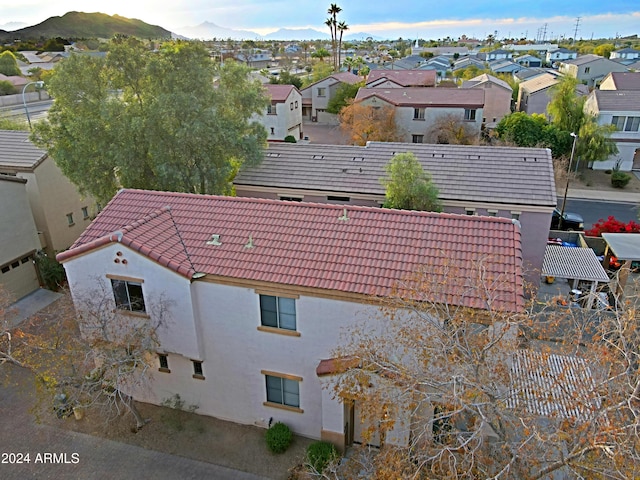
[584,216,640,237]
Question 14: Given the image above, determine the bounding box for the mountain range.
[0,12,381,42]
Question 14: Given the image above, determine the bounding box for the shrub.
[265,422,292,453]
[306,441,338,473]
[284,135,297,143]
[611,171,631,188]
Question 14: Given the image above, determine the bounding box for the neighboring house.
[516,73,559,115]
[610,48,640,65]
[488,60,524,74]
[56,189,524,448]
[412,44,472,58]
[300,72,361,123]
[234,141,557,280]
[0,175,41,299]
[256,84,303,142]
[366,69,437,88]
[353,87,484,143]
[460,73,512,126]
[583,90,640,171]
[235,49,272,69]
[545,48,578,65]
[513,67,562,82]
[559,54,629,87]
[0,130,97,254]
[504,43,558,56]
[420,56,451,75]
[599,71,640,91]
[479,49,514,62]
[514,54,542,68]
[0,73,29,90]
[452,56,486,72]
[627,60,640,72]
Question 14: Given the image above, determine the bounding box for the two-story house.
[234,142,556,282]
[545,48,578,65]
[599,71,640,91]
[0,175,41,299]
[256,84,303,142]
[517,73,589,116]
[353,87,484,143]
[300,72,361,123]
[0,130,97,255]
[610,48,640,65]
[514,54,542,68]
[56,190,524,449]
[559,54,629,87]
[460,73,512,126]
[583,89,640,171]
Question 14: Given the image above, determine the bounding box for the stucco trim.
[257,326,301,337]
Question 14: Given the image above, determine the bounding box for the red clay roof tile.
[57,190,524,312]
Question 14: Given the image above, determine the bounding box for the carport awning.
[601,233,640,261]
[542,245,610,282]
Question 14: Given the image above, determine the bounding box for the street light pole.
[559,132,578,230]
[22,81,45,129]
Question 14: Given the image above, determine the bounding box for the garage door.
[1,255,39,300]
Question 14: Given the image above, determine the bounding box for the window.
[11,261,19,269]
[81,206,89,219]
[584,67,590,74]
[265,373,300,409]
[111,279,146,313]
[158,354,169,372]
[295,100,298,108]
[260,295,296,330]
[464,109,477,121]
[1,266,9,274]
[21,257,30,264]
[317,87,326,97]
[412,134,424,143]
[267,104,275,114]
[511,212,521,221]
[487,210,497,217]
[192,360,204,379]
[465,208,476,216]
[413,108,425,120]
[66,213,74,226]
[279,196,303,202]
[625,116,640,132]
[612,116,625,130]
[270,127,275,134]
[290,102,294,110]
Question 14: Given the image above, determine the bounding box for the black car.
[551,208,584,231]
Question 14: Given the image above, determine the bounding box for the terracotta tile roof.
[367,69,437,87]
[58,190,525,312]
[264,84,296,102]
[235,142,557,207]
[0,130,48,171]
[355,87,484,107]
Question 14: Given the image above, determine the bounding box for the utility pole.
[542,23,548,43]
[573,17,581,44]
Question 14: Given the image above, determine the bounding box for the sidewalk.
[564,187,640,203]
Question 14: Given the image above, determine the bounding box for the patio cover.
[601,233,640,261]
[542,245,609,282]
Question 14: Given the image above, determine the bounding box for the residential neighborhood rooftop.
[604,72,640,90]
[263,84,297,102]
[592,90,640,111]
[0,130,47,171]
[57,189,525,311]
[235,142,557,207]
[354,87,484,107]
[519,73,559,93]
[366,69,437,87]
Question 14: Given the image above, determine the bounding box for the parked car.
[551,208,584,231]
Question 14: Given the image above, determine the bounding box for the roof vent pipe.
[206,234,222,246]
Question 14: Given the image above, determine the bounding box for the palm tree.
[299,41,311,65]
[327,4,342,70]
[337,21,349,70]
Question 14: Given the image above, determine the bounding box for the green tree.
[593,43,615,58]
[31,38,268,204]
[326,81,363,114]
[269,70,302,89]
[381,152,442,211]
[495,112,572,157]
[0,80,17,95]
[311,47,331,63]
[303,61,334,87]
[576,116,618,167]
[547,76,585,134]
[0,50,21,76]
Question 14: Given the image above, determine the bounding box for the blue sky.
[2,1,639,40]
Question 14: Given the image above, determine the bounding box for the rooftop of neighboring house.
[514,54,541,62]
[613,47,640,54]
[0,130,47,172]
[562,54,608,66]
[0,73,29,87]
[590,90,640,112]
[300,71,361,91]
[602,72,640,90]
[519,73,559,93]
[263,84,298,102]
[461,73,512,91]
[514,68,562,82]
[234,142,556,207]
[548,48,576,54]
[57,189,525,312]
[354,86,484,107]
[366,69,437,87]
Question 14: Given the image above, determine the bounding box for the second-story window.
[413,108,425,120]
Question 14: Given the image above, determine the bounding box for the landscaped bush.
[306,441,338,473]
[611,171,632,188]
[284,135,297,143]
[265,422,292,453]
